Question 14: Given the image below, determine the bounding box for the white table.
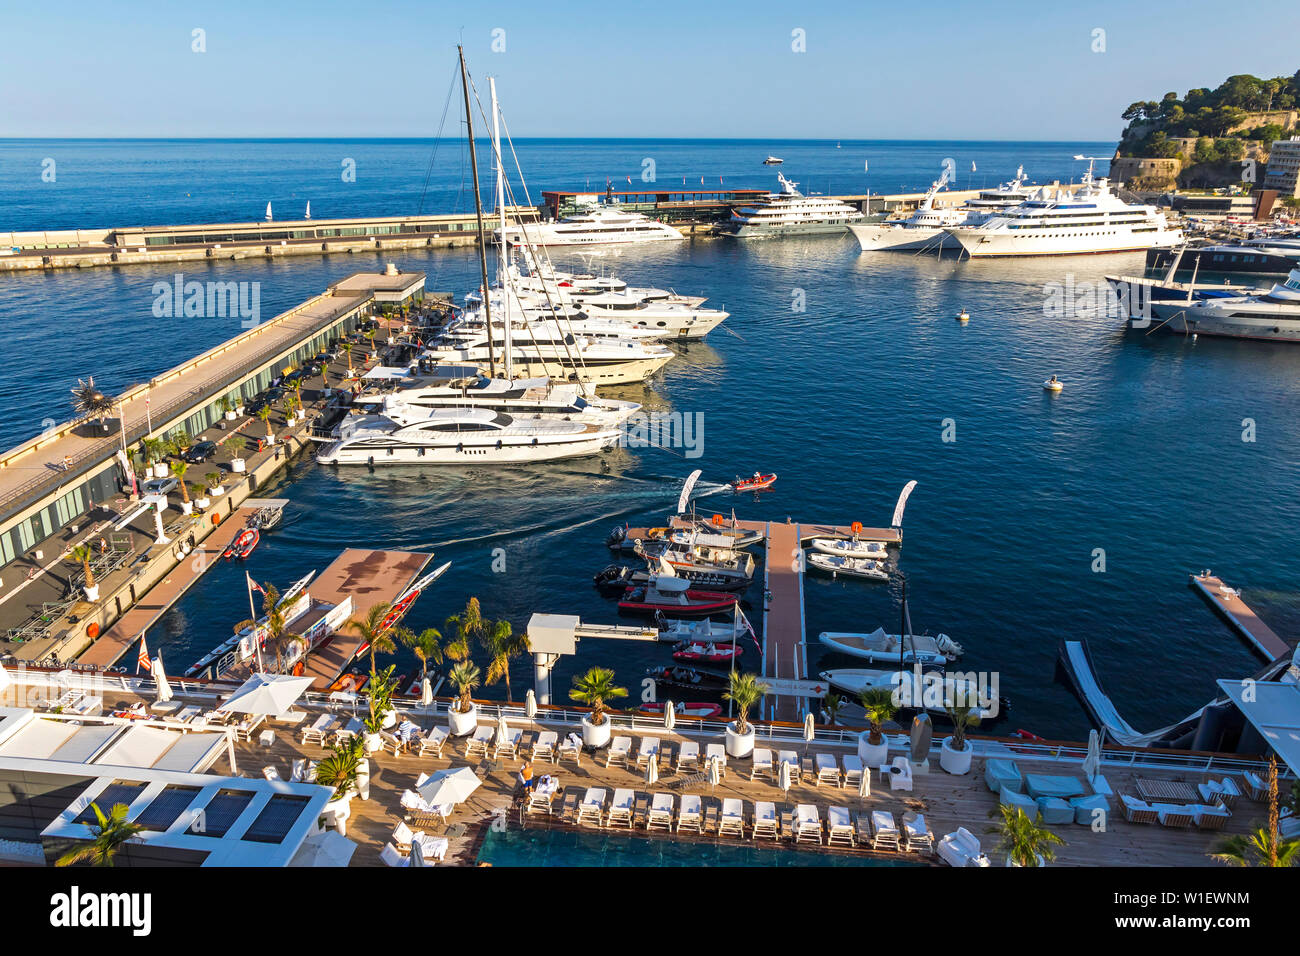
[258,729,275,748]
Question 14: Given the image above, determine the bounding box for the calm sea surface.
[2,139,1297,739]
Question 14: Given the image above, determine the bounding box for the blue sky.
[2,0,1296,139]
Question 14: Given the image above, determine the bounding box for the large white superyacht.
[721,172,864,238]
[497,202,684,246]
[1143,267,1300,342]
[849,168,1034,252]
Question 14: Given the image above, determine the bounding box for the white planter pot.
[364,732,384,755]
[230,457,246,473]
[858,732,890,770]
[581,715,612,748]
[447,702,478,737]
[152,463,169,478]
[1005,853,1046,868]
[224,410,238,421]
[235,406,246,416]
[725,722,756,758]
[939,737,973,775]
[83,584,100,601]
[180,501,194,516]
[265,434,276,445]
[208,485,223,496]
[195,496,211,510]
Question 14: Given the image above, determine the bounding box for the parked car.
[246,388,284,415]
[141,477,178,497]
[184,440,217,463]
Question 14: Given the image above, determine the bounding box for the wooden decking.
[763,522,805,721]
[1191,573,1291,660]
[78,507,259,669]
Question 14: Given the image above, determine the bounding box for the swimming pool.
[476,826,916,867]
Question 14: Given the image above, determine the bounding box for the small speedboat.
[809,537,889,560]
[640,701,723,719]
[763,156,784,165]
[226,527,259,560]
[251,505,284,531]
[597,562,750,594]
[819,627,963,664]
[1043,376,1063,392]
[806,552,889,581]
[618,577,738,616]
[644,665,730,692]
[328,671,369,694]
[731,472,777,493]
[672,641,743,665]
[819,668,1003,720]
[656,617,743,644]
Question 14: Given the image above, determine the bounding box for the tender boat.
[806,552,889,581]
[731,472,777,492]
[671,519,765,549]
[595,562,750,594]
[819,627,963,664]
[639,543,755,589]
[224,527,259,560]
[618,577,738,616]
[819,668,1003,720]
[250,505,284,531]
[763,156,784,165]
[672,641,743,665]
[644,665,730,692]
[656,617,744,644]
[810,537,889,560]
[639,701,723,719]
[328,671,369,694]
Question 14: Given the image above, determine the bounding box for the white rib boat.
[819,627,963,664]
[819,668,998,718]
[806,552,889,581]
[809,537,890,560]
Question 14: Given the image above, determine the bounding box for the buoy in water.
[956,308,970,323]
[1043,376,1063,392]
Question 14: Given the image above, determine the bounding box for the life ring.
[711,514,723,526]
[86,623,100,639]
[212,512,222,526]
[851,521,863,534]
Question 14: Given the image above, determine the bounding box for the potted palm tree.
[446,660,482,736]
[193,482,210,510]
[257,405,274,444]
[570,666,627,748]
[169,460,192,514]
[480,618,529,703]
[362,666,399,753]
[314,735,364,802]
[857,688,898,768]
[722,672,768,757]
[205,471,223,496]
[940,702,981,775]
[234,583,285,670]
[1211,757,1300,867]
[346,601,398,742]
[67,544,99,601]
[142,437,169,478]
[341,341,354,376]
[219,396,237,421]
[988,805,1065,867]
[55,802,144,867]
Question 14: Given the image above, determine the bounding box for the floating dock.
[1190,572,1292,660]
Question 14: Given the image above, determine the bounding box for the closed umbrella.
[707,754,721,793]
[420,677,433,708]
[778,757,793,796]
[802,711,815,755]
[409,836,426,868]
[909,713,933,764]
[1082,729,1101,781]
[857,761,871,802]
[419,766,482,806]
[646,753,658,787]
[524,689,537,719]
[153,653,173,703]
[0,663,10,694]
[663,699,676,731]
[494,714,509,749]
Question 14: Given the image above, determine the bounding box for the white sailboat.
[265,202,272,222]
[305,201,311,220]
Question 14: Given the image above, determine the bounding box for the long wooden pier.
[1190,572,1291,660]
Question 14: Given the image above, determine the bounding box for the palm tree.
[55,802,143,867]
[348,602,395,727]
[1211,757,1300,867]
[447,660,481,714]
[723,671,769,735]
[401,626,443,683]
[987,805,1066,867]
[480,618,529,703]
[257,404,274,439]
[67,544,95,590]
[341,341,354,373]
[169,461,191,506]
[443,597,484,664]
[169,430,193,455]
[945,702,981,754]
[314,736,364,801]
[141,436,167,467]
[234,584,290,672]
[569,667,627,726]
[822,692,845,726]
[205,471,222,494]
[859,688,899,746]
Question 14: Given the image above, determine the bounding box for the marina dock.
[1190,572,1292,660]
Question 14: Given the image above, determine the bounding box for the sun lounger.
[464,725,493,758]
[1069,793,1111,826]
[636,736,661,768]
[1153,803,1196,828]
[827,806,855,846]
[290,758,307,782]
[526,786,557,816]
[233,713,266,742]
[557,733,582,766]
[677,794,703,833]
[676,740,700,771]
[418,727,449,758]
[903,811,933,852]
[793,803,822,844]
[871,810,900,851]
[1121,794,1158,824]
[532,730,558,762]
[380,843,408,867]
[841,755,864,789]
[937,828,990,867]
[1194,803,1232,830]
[778,751,801,782]
[262,765,280,781]
[753,801,779,840]
[379,730,406,756]
[1240,770,1267,802]
[391,820,415,854]
[705,743,727,774]
[493,728,524,760]
[985,758,1022,794]
[717,798,745,838]
[577,788,608,827]
[301,713,337,745]
[607,788,635,827]
[815,753,841,788]
[400,789,451,828]
[606,736,633,768]
[750,748,775,780]
[414,833,449,862]
[647,793,675,831]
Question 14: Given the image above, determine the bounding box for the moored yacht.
[849,168,1034,252]
[498,202,684,246]
[722,172,864,238]
[1143,267,1300,342]
[421,328,674,386]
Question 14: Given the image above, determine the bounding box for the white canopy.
[418,766,482,806]
[289,830,357,867]
[222,673,314,716]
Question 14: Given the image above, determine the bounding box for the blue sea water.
[2,139,1297,740]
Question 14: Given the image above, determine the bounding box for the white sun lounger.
[606,736,633,768]
[903,811,933,852]
[720,798,746,838]
[532,730,558,762]
[557,733,582,766]
[677,794,703,833]
[607,788,636,827]
[842,755,864,789]
[827,806,855,846]
[414,833,449,862]
[380,843,408,867]
[418,727,449,758]
[493,727,524,760]
[750,748,775,780]
[793,804,822,844]
[647,793,675,831]
[753,801,779,840]
[815,753,841,787]
[676,740,700,771]
[577,788,608,827]
[705,743,727,774]
[464,725,493,758]
[779,751,801,782]
[391,820,415,854]
[871,810,901,851]
[637,736,661,768]
[261,765,280,781]
[301,713,337,745]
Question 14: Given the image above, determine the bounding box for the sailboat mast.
[491,76,512,379]
[459,45,496,378]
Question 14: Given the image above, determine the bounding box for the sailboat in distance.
[305,201,311,220]
[265,202,272,221]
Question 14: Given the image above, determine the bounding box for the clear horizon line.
[0,135,1120,144]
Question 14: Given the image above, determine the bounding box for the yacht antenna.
[459,45,496,377]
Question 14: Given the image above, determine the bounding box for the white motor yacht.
[421,329,674,386]
[1148,267,1300,342]
[723,173,864,238]
[498,202,683,246]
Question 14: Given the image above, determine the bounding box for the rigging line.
[416,60,461,217]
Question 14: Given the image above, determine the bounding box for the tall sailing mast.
[458,45,496,377]
[490,76,513,379]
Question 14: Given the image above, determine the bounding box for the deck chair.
[290,758,307,782]
[752,801,779,840]
[526,785,558,816]
[262,765,281,781]
[778,751,801,782]
[465,725,493,758]
[380,843,408,867]
[842,755,864,790]
[793,804,822,844]
[1154,804,1197,828]
[676,740,700,771]
[418,727,449,758]
[379,730,405,756]
[1121,794,1158,824]
[1194,804,1232,830]
[750,748,775,781]
[637,736,661,768]
[903,811,934,853]
[532,730,558,763]
[557,733,582,766]
[1241,770,1267,802]
[815,753,841,787]
[606,736,632,768]
[577,788,608,827]
[705,743,727,774]
[826,806,855,846]
[719,798,746,838]
[607,788,636,828]
[871,810,901,851]
[301,713,337,745]
[677,794,703,833]
[391,820,415,855]
[647,793,675,831]
[494,728,523,760]
[888,755,914,792]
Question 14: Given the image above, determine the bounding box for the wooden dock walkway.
[78,507,258,669]
[1190,573,1291,660]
